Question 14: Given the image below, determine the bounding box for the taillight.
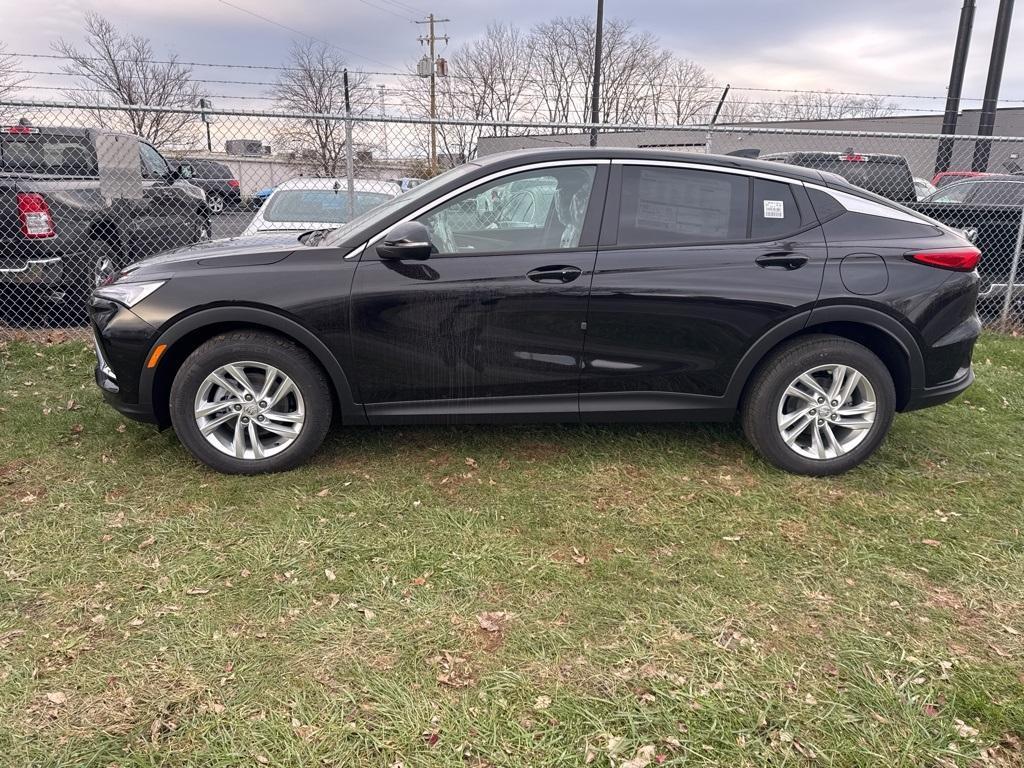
[840,153,867,162]
[227,179,240,188]
[4,125,39,135]
[16,193,55,238]
[907,247,980,271]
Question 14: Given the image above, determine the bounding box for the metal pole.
[972,0,1015,172]
[1000,207,1024,328]
[710,84,731,125]
[588,0,604,147]
[429,13,437,169]
[343,68,355,221]
[935,0,976,175]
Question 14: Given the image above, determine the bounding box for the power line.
[214,0,397,69]
[353,0,417,22]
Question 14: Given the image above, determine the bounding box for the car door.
[136,142,196,256]
[580,161,827,420]
[349,161,608,421]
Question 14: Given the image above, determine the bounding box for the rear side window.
[751,179,801,239]
[0,134,97,176]
[617,166,748,246]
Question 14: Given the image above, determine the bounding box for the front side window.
[617,166,748,247]
[139,143,169,178]
[416,166,597,254]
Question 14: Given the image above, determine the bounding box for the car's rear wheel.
[169,331,332,474]
[206,191,225,214]
[741,335,895,475]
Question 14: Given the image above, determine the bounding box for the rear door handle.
[527,265,583,283]
[756,252,809,270]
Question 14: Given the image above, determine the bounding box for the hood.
[122,231,304,276]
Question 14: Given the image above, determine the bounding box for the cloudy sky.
[5,0,1023,115]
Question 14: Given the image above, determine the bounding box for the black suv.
[89,148,980,476]
[178,158,241,213]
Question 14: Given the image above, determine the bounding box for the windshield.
[262,189,395,224]
[323,163,479,245]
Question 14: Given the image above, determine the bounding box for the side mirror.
[171,163,194,181]
[377,221,433,261]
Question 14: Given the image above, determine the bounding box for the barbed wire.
[9,52,1024,104]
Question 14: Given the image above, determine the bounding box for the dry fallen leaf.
[477,611,511,633]
[324,568,336,582]
[316,487,330,497]
[138,536,156,551]
[621,744,657,768]
[571,547,589,565]
[921,539,942,547]
[46,691,67,705]
[533,695,551,710]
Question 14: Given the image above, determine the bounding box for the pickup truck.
[1,121,210,323]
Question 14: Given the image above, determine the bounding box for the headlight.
[92,280,165,307]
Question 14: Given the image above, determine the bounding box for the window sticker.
[763,199,785,219]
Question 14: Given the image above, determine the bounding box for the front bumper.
[90,296,160,423]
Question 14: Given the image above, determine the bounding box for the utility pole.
[972,0,1015,172]
[935,0,976,176]
[588,0,604,147]
[416,13,450,171]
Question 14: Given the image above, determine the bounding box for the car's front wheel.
[741,335,895,475]
[169,331,332,474]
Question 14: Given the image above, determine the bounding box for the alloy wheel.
[776,364,876,460]
[194,361,305,460]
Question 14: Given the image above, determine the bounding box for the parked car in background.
[912,176,1024,313]
[1,121,209,322]
[91,148,979,477]
[251,186,275,208]
[242,178,398,235]
[913,176,937,200]
[760,150,917,203]
[180,157,241,214]
[932,170,997,188]
[389,177,426,192]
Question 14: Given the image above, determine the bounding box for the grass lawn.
[1,333,1023,767]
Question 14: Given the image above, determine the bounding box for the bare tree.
[740,91,897,123]
[660,58,718,125]
[272,40,372,176]
[54,13,204,147]
[0,43,25,102]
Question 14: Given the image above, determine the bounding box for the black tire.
[169,331,332,474]
[740,334,895,476]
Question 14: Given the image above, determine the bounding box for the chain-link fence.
[1,99,1022,340]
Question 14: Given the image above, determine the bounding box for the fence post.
[343,69,355,221]
[1000,206,1024,329]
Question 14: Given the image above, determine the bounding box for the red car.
[931,170,997,188]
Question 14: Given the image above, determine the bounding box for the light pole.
[589,0,604,147]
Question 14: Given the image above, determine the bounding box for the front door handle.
[527,265,583,284]
[756,252,809,270]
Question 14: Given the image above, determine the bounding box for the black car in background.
[1,122,209,321]
[179,158,242,214]
[912,176,1024,312]
[90,148,980,477]
[760,151,918,204]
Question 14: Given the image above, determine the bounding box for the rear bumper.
[0,256,64,287]
[903,365,974,412]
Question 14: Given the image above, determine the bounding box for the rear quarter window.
[751,179,802,238]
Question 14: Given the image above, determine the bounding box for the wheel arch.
[726,305,925,412]
[141,306,365,428]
